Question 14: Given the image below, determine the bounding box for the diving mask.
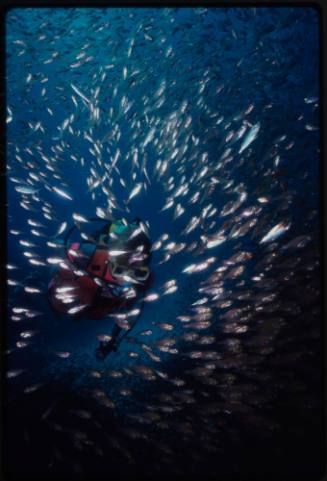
[111,262,150,282]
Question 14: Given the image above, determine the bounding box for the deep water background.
[4,7,323,481]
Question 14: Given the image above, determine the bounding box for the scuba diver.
[47,217,152,359]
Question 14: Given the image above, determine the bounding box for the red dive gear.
[48,243,127,319]
[48,218,151,319]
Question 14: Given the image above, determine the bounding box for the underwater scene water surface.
[5,7,323,481]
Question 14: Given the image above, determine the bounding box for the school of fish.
[5,7,322,480]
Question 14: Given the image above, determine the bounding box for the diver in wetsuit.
[48,217,152,359]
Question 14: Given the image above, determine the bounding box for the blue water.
[5,7,322,480]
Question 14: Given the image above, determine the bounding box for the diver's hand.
[95,347,106,360]
[95,339,118,360]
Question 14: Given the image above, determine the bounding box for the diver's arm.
[95,300,144,359]
[111,322,123,339]
[114,298,145,345]
[95,322,122,359]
